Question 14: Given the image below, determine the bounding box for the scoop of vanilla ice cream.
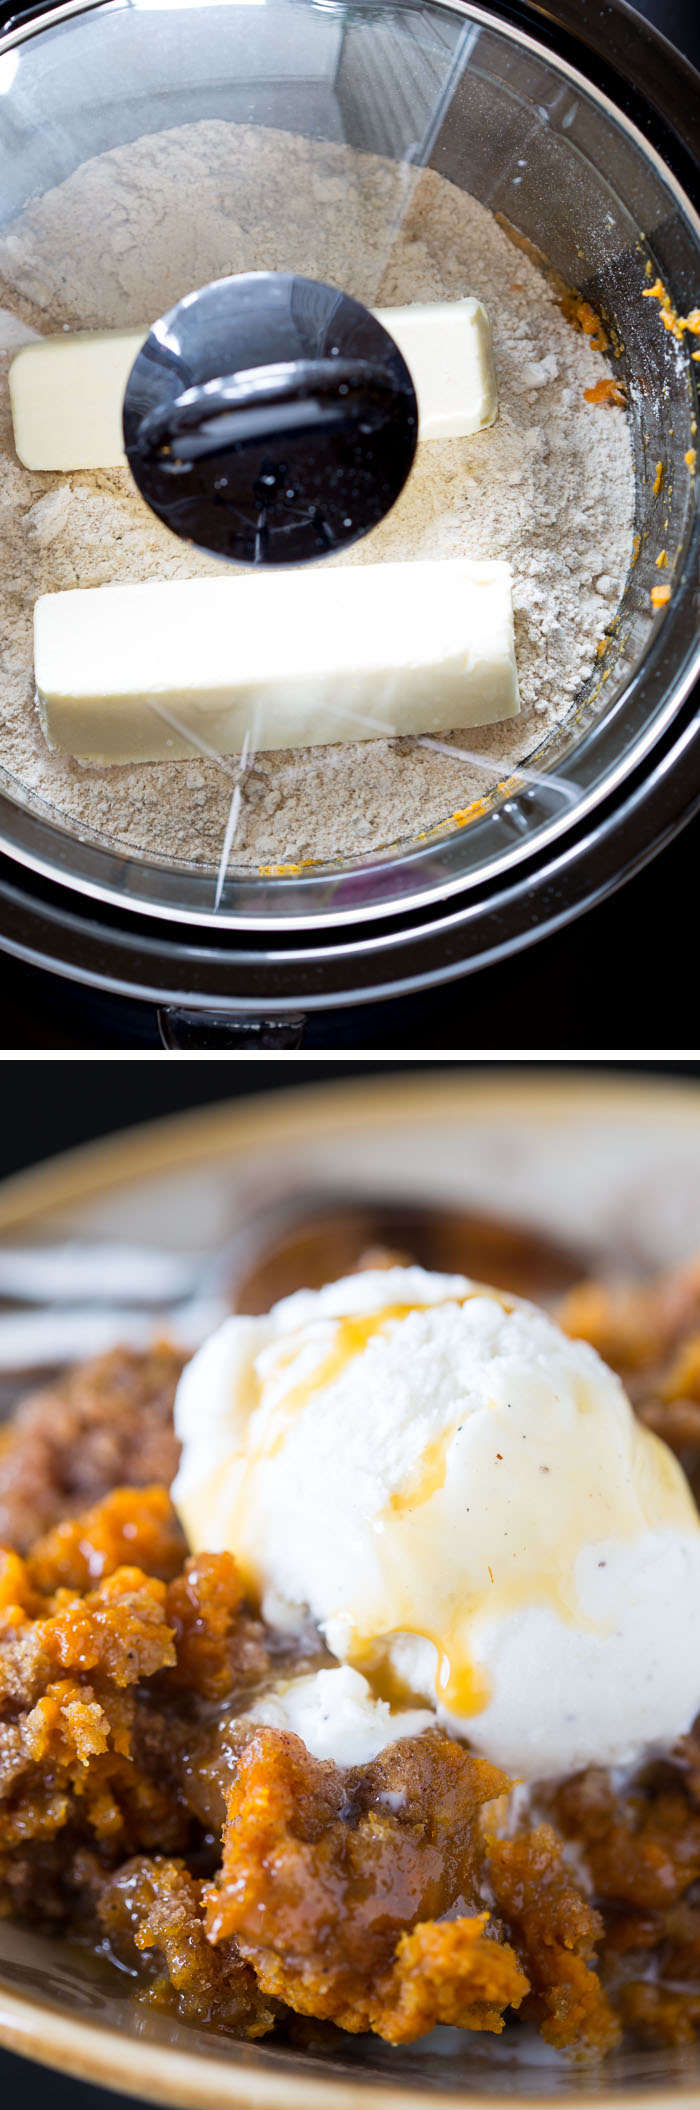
[246,1665,434,1766]
[172,1266,700,1780]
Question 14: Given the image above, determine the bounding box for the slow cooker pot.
[0,0,698,1045]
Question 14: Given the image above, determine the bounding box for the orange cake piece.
[487,1824,619,2051]
[27,1484,186,1594]
[99,1855,276,2036]
[205,1723,525,2041]
[164,1550,269,1701]
[0,1489,271,1914]
[373,1915,528,2042]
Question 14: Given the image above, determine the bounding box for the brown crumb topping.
[0,1344,185,1552]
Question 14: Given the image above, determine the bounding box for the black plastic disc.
[122,272,418,566]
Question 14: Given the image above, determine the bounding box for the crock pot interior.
[0,0,698,930]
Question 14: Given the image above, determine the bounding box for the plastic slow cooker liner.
[0,0,698,935]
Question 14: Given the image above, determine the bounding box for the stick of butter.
[10,299,497,472]
[34,559,519,762]
[10,329,148,471]
[373,300,497,439]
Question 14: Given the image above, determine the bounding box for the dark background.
[0,0,698,1050]
[1,827,698,1049]
[0,1056,381,1178]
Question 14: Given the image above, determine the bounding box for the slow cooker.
[0,0,698,1047]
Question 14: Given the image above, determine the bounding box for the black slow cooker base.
[0,793,697,1049]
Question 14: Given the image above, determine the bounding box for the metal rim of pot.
[0,679,698,1022]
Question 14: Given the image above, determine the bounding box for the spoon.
[226,1193,593,1315]
[0,1193,592,1417]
